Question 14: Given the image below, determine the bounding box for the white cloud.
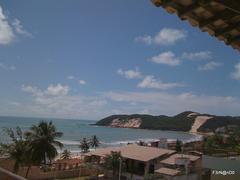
[104,91,240,116]
[67,75,75,80]
[0,5,32,45]
[231,63,240,80]
[12,18,32,37]
[20,84,108,119]
[46,84,69,96]
[21,85,43,96]
[182,51,212,60]
[117,68,142,79]
[9,102,20,106]
[150,51,180,66]
[22,84,69,96]
[0,5,15,45]
[154,28,186,45]
[198,61,222,71]
[0,63,16,70]
[67,76,86,85]
[135,35,152,45]
[135,28,186,45]
[16,83,240,118]
[117,68,183,90]
[138,75,184,90]
[79,80,86,85]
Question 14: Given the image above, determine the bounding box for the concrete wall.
[0,158,99,180]
[155,173,199,180]
[0,168,27,180]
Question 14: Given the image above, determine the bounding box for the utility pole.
[119,157,122,180]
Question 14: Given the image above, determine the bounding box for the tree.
[79,138,90,153]
[175,139,182,152]
[104,151,123,179]
[0,127,33,178]
[90,135,100,149]
[203,134,224,154]
[25,121,63,165]
[138,141,146,146]
[61,149,71,160]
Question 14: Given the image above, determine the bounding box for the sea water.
[0,116,199,153]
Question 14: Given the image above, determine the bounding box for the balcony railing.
[0,167,27,180]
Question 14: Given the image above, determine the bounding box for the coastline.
[57,134,203,154]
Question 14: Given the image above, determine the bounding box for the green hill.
[95,111,240,132]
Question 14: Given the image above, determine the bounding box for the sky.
[0,0,240,120]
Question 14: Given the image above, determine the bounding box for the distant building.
[150,139,177,150]
[215,127,226,134]
[182,140,204,152]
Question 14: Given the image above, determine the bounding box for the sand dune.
[190,116,213,134]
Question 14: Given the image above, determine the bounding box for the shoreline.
[57,135,203,153]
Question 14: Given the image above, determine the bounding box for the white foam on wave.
[101,135,202,146]
[59,135,203,149]
[102,138,163,146]
[60,140,80,145]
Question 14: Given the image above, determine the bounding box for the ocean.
[0,116,200,153]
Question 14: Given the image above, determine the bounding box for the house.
[215,127,226,134]
[182,140,203,152]
[87,144,175,179]
[149,139,177,150]
[155,167,181,180]
[160,154,201,172]
[155,153,202,180]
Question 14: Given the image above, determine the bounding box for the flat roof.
[89,144,175,162]
[155,167,181,176]
[160,153,200,165]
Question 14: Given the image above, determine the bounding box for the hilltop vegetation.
[198,116,240,132]
[96,111,240,132]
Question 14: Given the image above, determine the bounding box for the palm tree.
[61,149,71,159]
[103,151,123,179]
[175,139,182,152]
[25,121,63,165]
[90,135,100,149]
[0,127,32,177]
[79,138,90,153]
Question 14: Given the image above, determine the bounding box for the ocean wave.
[100,136,202,146]
[101,138,164,146]
[59,135,202,149]
[60,140,80,145]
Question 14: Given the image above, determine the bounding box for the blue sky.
[0,0,240,120]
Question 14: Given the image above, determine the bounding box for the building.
[155,167,181,180]
[182,140,204,152]
[87,144,175,179]
[150,139,178,150]
[155,153,202,180]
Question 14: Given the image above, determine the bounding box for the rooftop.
[89,144,175,162]
[151,0,240,51]
[155,167,181,176]
[160,153,200,165]
[54,158,82,165]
